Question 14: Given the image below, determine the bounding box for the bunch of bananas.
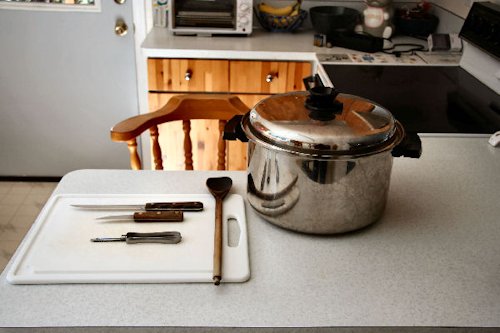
[258,1,301,16]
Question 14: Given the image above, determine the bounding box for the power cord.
[354,31,428,56]
[382,42,427,57]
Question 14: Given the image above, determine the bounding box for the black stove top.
[323,64,500,134]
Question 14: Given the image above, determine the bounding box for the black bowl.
[309,6,360,35]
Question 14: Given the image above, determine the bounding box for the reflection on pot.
[246,142,394,234]
[247,180,300,217]
[300,160,355,184]
[247,150,300,217]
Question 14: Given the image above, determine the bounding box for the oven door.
[172,0,235,29]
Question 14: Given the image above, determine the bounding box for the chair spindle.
[150,125,163,170]
[127,138,142,170]
[183,120,194,170]
[217,120,227,170]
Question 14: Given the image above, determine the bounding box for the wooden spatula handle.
[213,199,223,285]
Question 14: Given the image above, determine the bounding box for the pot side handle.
[223,115,249,142]
[392,132,422,158]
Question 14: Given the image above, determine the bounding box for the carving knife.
[91,231,182,244]
[96,211,183,223]
[72,201,203,211]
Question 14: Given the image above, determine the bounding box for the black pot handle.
[303,74,324,90]
[223,115,248,142]
[392,132,422,158]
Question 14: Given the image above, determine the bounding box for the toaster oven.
[169,0,253,36]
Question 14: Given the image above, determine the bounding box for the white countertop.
[142,27,461,66]
[142,28,319,61]
[1,136,499,332]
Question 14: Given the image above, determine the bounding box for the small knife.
[97,211,183,223]
[91,231,182,244]
[72,201,203,211]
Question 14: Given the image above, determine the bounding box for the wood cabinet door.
[146,59,312,171]
[229,60,312,94]
[148,59,229,92]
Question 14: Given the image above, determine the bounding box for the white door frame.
[132,2,153,169]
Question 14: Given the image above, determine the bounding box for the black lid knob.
[304,87,343,121]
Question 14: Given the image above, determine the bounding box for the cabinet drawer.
[148,59,229,92]
[229,60,312,94]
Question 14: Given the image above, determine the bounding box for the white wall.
[433,0,500,18]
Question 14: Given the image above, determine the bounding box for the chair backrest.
[110,94,249,170]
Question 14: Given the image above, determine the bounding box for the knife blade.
[72,201,203,211]
[97,211,183,223]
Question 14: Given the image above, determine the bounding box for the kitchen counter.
[142,28,319,61]
[142,27,462,91]
[1,136,500,332]
[142,27,461,66]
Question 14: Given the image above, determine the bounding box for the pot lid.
[243,88,399,157]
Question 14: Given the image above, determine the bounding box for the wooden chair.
[110,94,249,170]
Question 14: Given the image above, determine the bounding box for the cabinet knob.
[265,73,276,83]
[185,70,192,81]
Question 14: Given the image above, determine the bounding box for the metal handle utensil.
[91,231,182,244]
[72,201,203,211]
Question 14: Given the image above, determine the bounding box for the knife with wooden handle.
[72,201,203,211]
[96,211,183,223]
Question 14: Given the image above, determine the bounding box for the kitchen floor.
[0,181,57,272]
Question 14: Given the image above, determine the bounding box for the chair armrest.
[110,112,159,142]
[110,94,249,142]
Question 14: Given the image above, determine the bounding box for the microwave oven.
[169,0,253,36]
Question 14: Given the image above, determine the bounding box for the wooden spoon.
[206,177,233,285]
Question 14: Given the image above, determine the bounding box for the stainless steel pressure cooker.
[224,85,421,234]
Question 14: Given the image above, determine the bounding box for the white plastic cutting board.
[7,194,249,284]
